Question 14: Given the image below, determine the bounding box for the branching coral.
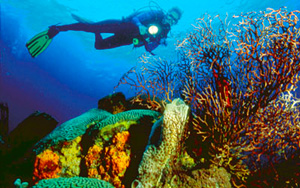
[117,7,300,187]
[180,7,300,186]
[115,55,182,111]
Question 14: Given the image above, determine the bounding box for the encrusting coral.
[33,149,61,182]
[33,136,83,183]
[132,98,190,188]
[103,131,131,187]
[168,166,232,188]
[59,136,82,177]
[85,130,131,188]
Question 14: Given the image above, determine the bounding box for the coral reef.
[33,136,83,183]
[85,130,131,188]
[116,56,180,111]
[98,92,128,114]
[102,131,130,187]
[91,109,161,131]
[170,166,232,188]
[32,105,161,188]
[31,177,114,188]
[85,144,103,177]
[7,7,300,188]
[59,136,82,177]
[117,8,300,187]
[34,108,111,154]
[132,98,190,188]
[33,149,61,182]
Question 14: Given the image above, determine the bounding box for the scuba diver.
[26,6,182,58]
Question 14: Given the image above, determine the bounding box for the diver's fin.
[71,13,94,24]
[26,30,53,58]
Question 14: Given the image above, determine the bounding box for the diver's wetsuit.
[53,10,171,53]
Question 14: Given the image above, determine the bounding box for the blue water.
[1,0,299,131]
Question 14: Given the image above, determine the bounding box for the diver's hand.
[160,38,167,46]
[139,26,148,36]
[48,25,60,39]
[148,51,155,56]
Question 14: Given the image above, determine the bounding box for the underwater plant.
[115,54,182,111]
[116,7,300,187]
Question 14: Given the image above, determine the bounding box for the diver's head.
[164,7,182,26]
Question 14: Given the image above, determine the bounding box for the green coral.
[34,108,112,154]
[91,109,161,131]
[31,177,114,188]
[34,108,160,154]
[97,120,137,142]
[14,179,28,188]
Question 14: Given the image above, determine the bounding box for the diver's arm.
[132,17,143,27]
[132,10,164,36]
[143,34,168,54]
[144,40,160,55]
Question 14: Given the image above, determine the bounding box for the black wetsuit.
[54,9,171,53]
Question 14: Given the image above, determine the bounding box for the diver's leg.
[94,33,104,49]
[94,22,139,49]
[55,20,123,33]
[94,34,133,49]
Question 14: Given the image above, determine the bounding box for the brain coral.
[34,108,112,154]
[31,177,114,188]
[91,109,161,131]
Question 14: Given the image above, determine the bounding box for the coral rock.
[98,92,127,114]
